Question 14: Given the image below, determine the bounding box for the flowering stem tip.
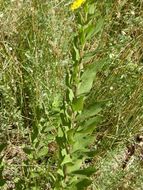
[71,0,86,11]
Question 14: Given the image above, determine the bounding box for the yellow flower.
[71,0,86,11]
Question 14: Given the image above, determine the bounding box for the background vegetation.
[0,0,143,189]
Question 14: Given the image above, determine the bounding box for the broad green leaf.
[68,88,74,102]
[72,167,96,177]
[68,178,92,190]
[77,59,106,96]
[94,18,104,34]
[52,95,61,110]
[76,178,92,190]
[31,125,39,142]
[23,147,34,155]
[85,18,104,40]
[77,116,102,135]
[84,150,97,157]
[73,149,97,159]
[37,147,48,158]
[85,25,96,40]
[77,64,96,96]
[76,102,103,122]
[72,135,95,153]
[57,127,64,137]
[79,29,86,46]
[61,148,67,156]
[57,169,64,177]
[72,96,84,111]
[67,159,83,173]
[83,48,106,63]
[61,154,72,166]
[83,116,102,128]
[82,50,97,62]
[67,128,75,143]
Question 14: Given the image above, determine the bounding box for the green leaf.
[61,154,72,166]
[37,147,48,158]
[85,18,104,40]
[72,134,95,153]
[31,125,39,142]
[79,29,86,46]
[85,25,96,40]
[72,167,96,177]
[82,50,97,62]
[76,178,92,190]
[23,147,34,155]
[68,88,74,102]
[84,150,97,157]
[61,148,67,156]
[72,96,84,111]
[88,4,95,15]
[77,59,106,96]
[0,143,7,153]
[67,159,83,173]
[83,116,102,128]
[67,128,75,143]
[52,95,61,108]
[57,127,64,137]
[73,44,80,61]
[76,102,103,122]
[57,169,64,177]
[94,18,104,34]
[77,65,96,96]
[77,116,102,135]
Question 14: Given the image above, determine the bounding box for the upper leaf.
[77,59,106,96]
[76,102,104,122]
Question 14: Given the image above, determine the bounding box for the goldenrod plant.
[54,0,105,189]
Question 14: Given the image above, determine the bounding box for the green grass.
[0,0,143,189]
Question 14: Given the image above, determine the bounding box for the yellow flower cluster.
[71,0,86,11]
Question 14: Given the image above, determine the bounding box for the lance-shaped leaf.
[72,167,96,177]
[72,134,95,153]
[77,59,106,96]
[67,159,83,174]
[76,178,92,190]
[73,44,80,61]
[77,116,102,135]
[72,96,84,111]
[69,178,92,190]
[76,102,104,122]
[85,18,104,40]
[61,154,72,166]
